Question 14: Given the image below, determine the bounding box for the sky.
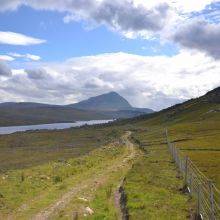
[0,0,220,110]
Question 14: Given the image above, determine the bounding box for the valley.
[1,2,219,219]
[0,87,219,219]
[0,92,153,127]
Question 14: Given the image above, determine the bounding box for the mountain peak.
[106,91,120,96]
[69,91,132,111]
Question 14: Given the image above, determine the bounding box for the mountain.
[69,92,132,111]
[0,92,153,126]
[68,91,154,113]
[201,86,220,103]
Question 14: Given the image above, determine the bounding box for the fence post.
[172,144,175,160]
[165,128,168,143]
[179,158,182,173]
[208,180,215,220]
[184,156,189,186]
[176,148,179,168]
[175,148,178,164]
[189,172,192,195]
[173,146,176,163]
[171,144,173,158]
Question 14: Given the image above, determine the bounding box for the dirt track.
[32,131,136,220]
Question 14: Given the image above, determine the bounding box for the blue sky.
[0,5,178,63]
[0,1,219,110]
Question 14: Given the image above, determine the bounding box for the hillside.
[0,104,108,127]
[0,92,153,126]
[127,86,220,125]
[122,87,220,185]
[0,87,219,219]
[0,123,190,219]
[114,87,220,218]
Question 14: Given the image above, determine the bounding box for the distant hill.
[0,104,109,127]
[69,92,132,111]
[68,91,153,113]
[0,91,153,126]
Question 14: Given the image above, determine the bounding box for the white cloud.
[0,1,219,107]
[26,54,41,61]
[173,19,220,59]
[0,1,199,39]
[134,0,218,13]
[0,31,46,46]
[0,61,12,76]
[0,51,219,110]
[9,53,41,61]
[0,55,15,61]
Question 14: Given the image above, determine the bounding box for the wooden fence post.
[189,172,192,195]
[172,144,175,160]
[209,180,215,220]
[165,128,168,142]
[175,147,178,164]
[184,156,189,186]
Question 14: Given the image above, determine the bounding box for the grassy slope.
[50,132,139,220]
[125,128,191,219]
[109,88,219,218]
[0,125,122,171]
[0,135,126,219]
[168,120,220,188]
[0,88,219,219]
[0,127,191,219]
[0,106,110,126]
[123,88,220,189]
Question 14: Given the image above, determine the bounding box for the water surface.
[0,120,113,135]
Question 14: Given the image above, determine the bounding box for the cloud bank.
[1,51,219,110]
[173,19,220,59]
[0,1,219,107]
[0,61,12,76]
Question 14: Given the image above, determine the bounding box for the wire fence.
[165,129,220,220]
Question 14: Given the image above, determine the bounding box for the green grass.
[0,89,219,219]
[0,137,126,219]
[167,120,220,188]
[0,125,122,171]
[123,95,220,189]
[52,164,130,220]
[124,128,191,219]
[49,132,139,220]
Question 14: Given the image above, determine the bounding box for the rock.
[85,207,94,215]
[78,197,88,202]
